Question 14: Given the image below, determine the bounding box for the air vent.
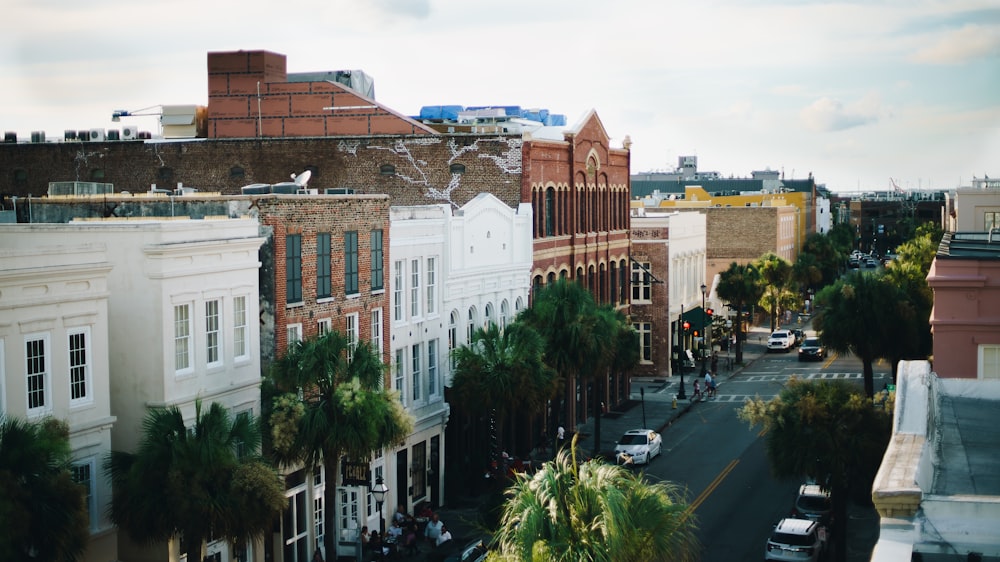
[325,188,355,195]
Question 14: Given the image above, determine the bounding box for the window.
[371,229,384,291]
[631,261,652,302]
[380,164,396,175]
[428,339,438,398]
[26,334,49,413]
[346,313,359,357]
[426,257,436,315]
[314,466,325,549]
[393,260,404,321]
[411,343,422,402]
[317,318,332,336]
[71,460,96,531]
[410,259,421,318]
[448,311,459,370]
[467,308,477,344]
[206,299,221,366]
[485,303,494,327]
[233,296,248,360]
[229,166,245,179]
[68,329,91,404]
[174,304,191,373]
[345,231,359,295]
[371,308,383,365]
[545,187,556,237]
[981,345,1000,379]
[411,441,427,500]
[317,233,331,299]
[987,212,1000,232]
[500,300,510,331]
[394,349,405,404]
[449,163,466,174]
[287,324,302,346]
[634,322,652,363]
[286,234,302,303]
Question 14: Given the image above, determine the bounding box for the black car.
[797,337,825,361]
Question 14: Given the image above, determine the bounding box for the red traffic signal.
[706,308,714,317]
[693,330,700,337]
[683,321,691,332]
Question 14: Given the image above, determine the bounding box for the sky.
[3,0,999,193]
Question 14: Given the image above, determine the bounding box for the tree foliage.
[107,401,286,562]
[267,330,414,558]
[0,416,89,562]
[489,437,700,562]
[716,262,763,364]
[739,379,891,562]
[754,253,794,331]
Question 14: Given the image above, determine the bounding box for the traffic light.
[706,308,714,318]
[683,321,691,333]
[692,330,700,338]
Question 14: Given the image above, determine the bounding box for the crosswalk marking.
[739,372,887,382]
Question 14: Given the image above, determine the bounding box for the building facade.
[0,235,118,562]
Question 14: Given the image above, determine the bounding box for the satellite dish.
[291,170,312,187]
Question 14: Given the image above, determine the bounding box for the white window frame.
[393,260,404,322]
[467,307,478,344]
[287,323,303,347]
[980,344,1000,380]
[426,257,437,316]
[411,343,422,402]
[394,348,406,405]
[371,308,383,365]
[346,313,359,358]
[500,300,510,332]
[205,299,222,367]
[313,465,326,551]
[634,322,652,364]
[448,310,459,371]
[68,327,92,407]
[485,302,494,327]
[174,304,193,375]
[233,295,249,361]
[631,261,652,302]
[71,458,97,531]
[428,339,438,399]
[410,259,421,319]
[25,332,50,417]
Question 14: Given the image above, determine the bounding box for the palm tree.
[754,253,793,331]
[739,378,891,562]
[267,330,414,558]
[0,415,89,562]
[491,437,700,562]
[813,271,898,397]
[451,321,558,467]
[715,262,763,364]
[106,401,286,562]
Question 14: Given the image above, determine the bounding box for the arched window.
[484,303,495,327]
[547,271,556,284]
[449,163,465,174]
[545,187,556,237]
[230,166,245,179]
[500,300,510,331]
[610,261,618,306]
[467,307,478,344]
[448,310,460,369]
[515,296,525,313]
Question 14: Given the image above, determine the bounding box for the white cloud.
[799,93,883,133]
[911,24,1000,64]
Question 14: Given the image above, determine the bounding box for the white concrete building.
[385,194,532,519]
[0,219,266,562]
[0,237,118,562]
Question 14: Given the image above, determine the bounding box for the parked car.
[767,330,795,352]
[797,337,826,362]
[764,518,827,562]
[443,537,490,562]
[614,429,662,465]
[792,484,833,525]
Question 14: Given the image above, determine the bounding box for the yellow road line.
[686,458,740,516]
[821,352,838,370]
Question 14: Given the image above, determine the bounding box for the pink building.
[926,231,1000,378]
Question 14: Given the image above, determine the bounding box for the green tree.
[519,279,620,457]
[451,321,558,467]
[796,232,843,288]
[754,253,793,331]
[489,438,699,562]
[826,223,856,256]
[739,379,891,562]
[0,416,88,562]
[107,402,286,562]
[813,271,898,397]
[716,262,763,364]
[267,330,414,558]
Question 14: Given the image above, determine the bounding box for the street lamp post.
[640,387,647,428]
[700,284,708,376]
[677,304,687,400]
[371,477,389,545]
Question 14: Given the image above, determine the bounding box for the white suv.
[764,518,827,561]
[767,330,795,352]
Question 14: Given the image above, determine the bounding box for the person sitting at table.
[387,520,403,541]
[403,523,419,556]
[369,530,387,560]
[423,513,444,544]
[393,504,411,526]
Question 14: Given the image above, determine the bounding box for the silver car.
[614,429,662,465]
[764,518,827,562]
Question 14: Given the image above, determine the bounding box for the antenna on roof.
[291,170,312,188]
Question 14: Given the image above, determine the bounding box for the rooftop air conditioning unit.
[64,130,78,141]
[31,131,46,143]
[325,188,355,195]
[89,129,106,141]
[296,188,318,195]
[4,132,17,143]
[106,129,120,141]
[121,125,139,140]
[78,130,90,141]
